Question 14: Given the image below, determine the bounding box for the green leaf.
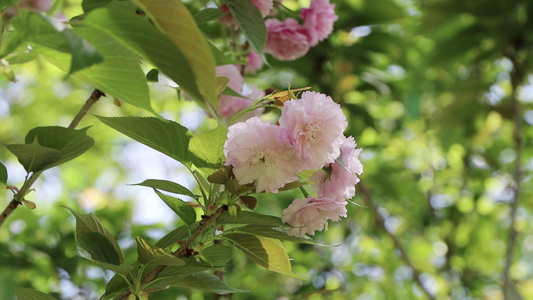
[24,126,94,168]
[105,274,129,296]
[5,140,62,173]
[132,0,218,110]
[154,189,197,226]
[82,0,112,13]
[224,225,320,245]
[83,7,204,103]
[223,233,302,278]
[42,26,155,114]
[135,237,185,266]
[146,68,159,82]
[156,223,198,249]
[189,125,228,176]
[146,258,214,291]
[225,0,267,64]
[158,257,213,277]
[80,256,134,274]
[11,11,103,74]
[0,30,26,60]
[133,179,197,198]
[193,8,226,25]
[208,42,240,66]
[77,232,121,265]
[15,288,57,300]
[170,272,248,294]
[0,0,20,11]
[0,162,8,184]
[64,206,124,264]
[221,86,247,98]
[4,48,38,65]
[217,211,285,227]
[96,116,192,167]
[199,244,232,266]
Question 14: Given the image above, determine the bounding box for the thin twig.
[0,89,104,229]
[358,184,435,300]
[502,53,524,298]
[69,89,105,129]
[113,205,228,300]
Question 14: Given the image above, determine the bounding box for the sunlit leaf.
[224,225,320,245]
[83,7,204,103]
[135,237,185,266]
[41,26,155,114]
[132,0,218,113]
[96,116,192,167]
[223,233,303,278]
[189,125,228,176]
[11,10,103,74]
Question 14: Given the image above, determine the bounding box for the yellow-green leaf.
[132,0,218,114]
[223,233,304,278]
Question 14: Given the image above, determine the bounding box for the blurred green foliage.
[1,0,533,299]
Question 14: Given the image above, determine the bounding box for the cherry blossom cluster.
[220,0,338,61]
[223,91,363,236]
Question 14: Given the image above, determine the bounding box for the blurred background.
[1,0,533,299]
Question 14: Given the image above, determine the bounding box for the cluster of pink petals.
[223,91,361,237]
[300,0,338,46]
[264,0,338,60]
[281,197,347,236]
[220,0,273,28]
[264,18,311,61]
[279,91,347,170]
[284,136,363,237]
[220,0,337,61]
[223,117,302,193]
[216,65,265,123]
[311,136,364,200]
[244,50,264,74]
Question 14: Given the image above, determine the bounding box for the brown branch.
[69,89,105,129]
[358,184,435,300]
[0,89,104,229]
[113,205,228,300]
[502,52,525,298]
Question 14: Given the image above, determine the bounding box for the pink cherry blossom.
[300,0,338,46]
[264,18,311,61]
[278,91,348,170]
[311,136,363,200]
[216,65,265,122]
[224,117,303,193]
[220,0,273,28]
[244,50,264,74]
[282,196,347,236]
